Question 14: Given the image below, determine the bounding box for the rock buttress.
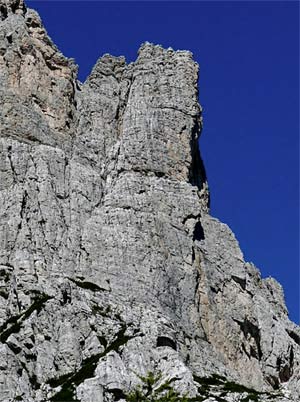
[0,2,299,402]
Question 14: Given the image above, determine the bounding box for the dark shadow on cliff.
[189,121,210,209]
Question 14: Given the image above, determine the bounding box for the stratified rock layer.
[0,1,299,401]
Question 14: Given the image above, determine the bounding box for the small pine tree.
[126,371,190,402]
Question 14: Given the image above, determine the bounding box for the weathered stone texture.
[0,1,299,401]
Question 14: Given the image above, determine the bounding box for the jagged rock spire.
[0,2,299,402]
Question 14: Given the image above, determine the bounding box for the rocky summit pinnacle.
[0,2,299,402]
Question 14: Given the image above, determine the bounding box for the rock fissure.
[50,324,137,401]
[0,293,52,342]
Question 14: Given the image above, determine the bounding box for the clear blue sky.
[27,1,299,323]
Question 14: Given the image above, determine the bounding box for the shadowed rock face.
[0,1,299,401]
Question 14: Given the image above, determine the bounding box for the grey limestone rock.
[0,1,299,401]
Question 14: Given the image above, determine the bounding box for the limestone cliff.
[0,1,299,401]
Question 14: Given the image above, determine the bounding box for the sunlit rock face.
[0,1,299,401]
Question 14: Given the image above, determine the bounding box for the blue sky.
[27,1,299,323]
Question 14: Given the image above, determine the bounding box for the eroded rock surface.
[0,1,299,401]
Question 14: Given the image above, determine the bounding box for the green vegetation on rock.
[126,372,190,402]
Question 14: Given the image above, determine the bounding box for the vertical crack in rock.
[7,145,17,182]
[234,318,263,361]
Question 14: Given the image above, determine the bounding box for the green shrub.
[126,372,190,402]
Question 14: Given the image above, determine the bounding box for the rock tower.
[0,1,299,401]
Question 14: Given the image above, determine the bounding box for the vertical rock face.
[0,2,299,401]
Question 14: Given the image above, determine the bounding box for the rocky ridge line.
[0,1,299,401]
